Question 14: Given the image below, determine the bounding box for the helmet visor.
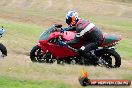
[66,17,72,25]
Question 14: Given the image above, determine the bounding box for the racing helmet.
[66,10,79,26]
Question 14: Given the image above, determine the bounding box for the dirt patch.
[12,50,29,56]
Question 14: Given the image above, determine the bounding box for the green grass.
[86,15,132,31]
[0,0,132,88]
[0,19,42,34]
[0,18,44,52]
[117,39,132,60]
[0,76,70,88]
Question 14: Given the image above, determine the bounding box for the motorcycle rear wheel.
[96,49,121,68]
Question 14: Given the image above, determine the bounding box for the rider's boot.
[78,49,100,65]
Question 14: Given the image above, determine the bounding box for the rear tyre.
[96,49,121,68]
[0,43,7,57]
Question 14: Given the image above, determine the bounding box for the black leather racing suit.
[67,19,103,64]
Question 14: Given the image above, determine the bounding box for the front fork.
[37,43,47,54]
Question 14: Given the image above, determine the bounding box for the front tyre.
[0,43,7,57]
[96,49,121,68]
[30,45,43,62]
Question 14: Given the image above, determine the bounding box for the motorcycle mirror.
[54,24,62,28]
[1,26,3,30]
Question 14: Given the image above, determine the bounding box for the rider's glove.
[59,40,67,46]
[61,28,68,33]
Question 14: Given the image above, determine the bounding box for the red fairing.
[62,31,83,48]
[38,40,47,54]
[62,31,76,41]
[49,31,61,39]
[38,31,79,59]
[46,44,79,58]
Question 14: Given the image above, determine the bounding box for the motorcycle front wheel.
[0,43,7,58]
[30,45,44,62]
[30,45,54,63]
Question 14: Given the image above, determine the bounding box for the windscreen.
[39,26,56,40]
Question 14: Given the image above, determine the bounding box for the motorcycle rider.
[59,10,103,65]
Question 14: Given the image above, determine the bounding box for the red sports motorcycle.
[30,24,122,68]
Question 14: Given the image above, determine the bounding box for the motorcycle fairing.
[38,31,79,59]
[43,43,79,59]
[101,33,122,47]
[62,31,76,41]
